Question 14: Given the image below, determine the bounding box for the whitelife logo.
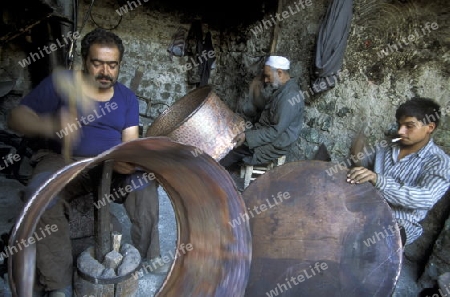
[228,191,291,228]
[377,22,439,59]
[251,0,313,36]
[56,102,118,139]
[0,224,58,261]
[265,261,329,296]
[18,31,80,68]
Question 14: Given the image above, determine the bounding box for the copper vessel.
[146,86,245,161]
[8,138,252,297]
[242,160,402,296]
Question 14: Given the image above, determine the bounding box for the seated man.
[347,97,450,246]
[8,28,160,296]
[221,55,305,167]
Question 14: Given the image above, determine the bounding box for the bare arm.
[122,125,139,142]
[348,155,450,210]
[8,105,56,138]
[113,125,140,174]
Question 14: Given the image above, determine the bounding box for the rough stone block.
[77,247,105,278]
[138,99,148,115]
[103,250,123,270]
[118,243,141,276]
[101,267,117,278]
[405,188,450,268]
[419,211,450,287]
[69,194,94,239]
[160,92,171,100]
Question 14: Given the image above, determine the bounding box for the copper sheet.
[8,137,252,297]
[242,160,402,296]
[146,86,245,161]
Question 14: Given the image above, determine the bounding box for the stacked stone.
[74,244,141,297]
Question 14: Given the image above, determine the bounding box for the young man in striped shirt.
[346,97,450,246]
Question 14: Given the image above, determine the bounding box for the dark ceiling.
[117,0,278,28]
[0,0,278,44]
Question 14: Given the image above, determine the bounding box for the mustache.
[95,74,113,81]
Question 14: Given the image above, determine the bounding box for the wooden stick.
[270,0,284,54]
[53,69,95,163]
[63,79,78,163]
[94,160,113,262]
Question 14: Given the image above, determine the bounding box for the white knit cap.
[265,56,290,70]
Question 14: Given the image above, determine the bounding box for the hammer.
[52,68,95,163]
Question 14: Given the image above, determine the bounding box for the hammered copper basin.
[8,138,252,297]
[146,86,245,161]
[242,160,403,297]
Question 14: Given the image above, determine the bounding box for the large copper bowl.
[8,138,252,297]
[242,160,403,296]
[146,86,245,161]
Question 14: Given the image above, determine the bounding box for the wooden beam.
[94,160,114,262]
[270,0,284,54]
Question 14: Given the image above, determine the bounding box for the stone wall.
[2,1,448,158]
[419,190,450,288]
[256,0,450,161]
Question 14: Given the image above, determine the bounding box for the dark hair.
[81,28,125,61]
[395,97,441,128]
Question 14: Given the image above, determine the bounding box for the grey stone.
[318,100,336,113]
[336,107,351,117]
[300,126,311,139]
[306,117,315,127]
[101,267,117,278]
[103,250,123,270]
[77,247,105,278]
[319,115,332,131]
[418,198,450,287]
[408,189,450,260]
[138,99,148,116]
[118,244,141,276]
[160,92,171,100]
[307,128,320,143]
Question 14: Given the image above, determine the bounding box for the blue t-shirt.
[20,71,139,157]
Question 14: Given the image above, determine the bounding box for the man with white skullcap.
[265,56,290,71]
[221,55,304,170]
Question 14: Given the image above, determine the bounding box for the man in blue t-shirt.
[8,28,160,296]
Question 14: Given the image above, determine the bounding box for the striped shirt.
[364,139,450,245]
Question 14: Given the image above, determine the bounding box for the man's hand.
[232,132,246,147]
[113,161,136,174]
[347,167,377,185]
